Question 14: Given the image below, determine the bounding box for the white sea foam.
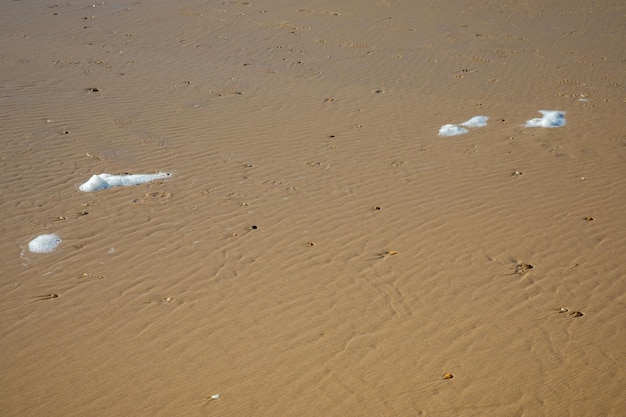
[525,110,566,128]
[28,234,61,253]
[79,172,171,192]
[460,115,489,128]
[438,115,488,136]
[438,124,468,136]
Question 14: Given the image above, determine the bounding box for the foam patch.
[439,115,488,136]
[525,110,566,128]
[28,234,61,253]
[438,124,468,136]
[79,172,171,192]
[460,115,489,128]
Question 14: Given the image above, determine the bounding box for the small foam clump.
[439,116,489,136]
[28,234,61,253]
[438,124,468,136]
[525,110,566,128]
[460,115,489,128]
[79,172,171,192]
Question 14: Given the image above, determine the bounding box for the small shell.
[443,373,454,379]
[515,263,534,274]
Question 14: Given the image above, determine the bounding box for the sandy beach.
[1,0,625,415]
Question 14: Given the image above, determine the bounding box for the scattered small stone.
[379,250,398,259]
[570,311,584,317]
[443,373,454,379]
[583,216,594,221]
[251,225,258,230]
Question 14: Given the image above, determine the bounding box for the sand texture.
[2,0,626,416]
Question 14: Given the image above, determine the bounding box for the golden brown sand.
[1,0,625,415]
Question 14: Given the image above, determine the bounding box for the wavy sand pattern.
[1,1,626,416]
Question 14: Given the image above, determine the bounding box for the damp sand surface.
[1,1,626,416]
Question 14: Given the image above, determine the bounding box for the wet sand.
[1,1,626,416]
